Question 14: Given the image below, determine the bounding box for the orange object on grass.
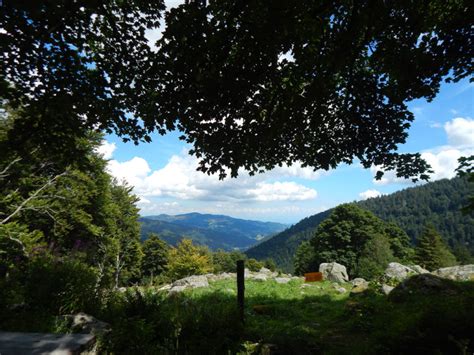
[304,272,323,282]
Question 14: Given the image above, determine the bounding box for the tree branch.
[1,172,67,225]
[0,157,22,179]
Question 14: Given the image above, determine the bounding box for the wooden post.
[237,259,245,323]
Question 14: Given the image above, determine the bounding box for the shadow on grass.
[2,279,474,354]
[97,279,474,354]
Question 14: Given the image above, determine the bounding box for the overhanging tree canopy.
[1,0,472,179]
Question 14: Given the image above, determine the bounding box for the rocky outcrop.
[173,275,209,288]
[388,274,460,302]
[60,312,110,336]
[158,268,294,294]
[384,262,416,281]
[432,265,474,281]
[383,262,425,282]
[167,275,209,293]
[319,262,349,283]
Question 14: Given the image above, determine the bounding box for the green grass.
[2,278,474,354]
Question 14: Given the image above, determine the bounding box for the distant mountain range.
[139,212,288,250]
[246,177,474,272]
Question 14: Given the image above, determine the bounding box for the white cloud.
[95,140,116,159]
[444,117,474,147]
[106,153,319,203]
[372,148,473,185]
[107,157,151,188]
[269,163,327,180]
[145,0,185,50]
[372,117,474,185]
[247,182,317,202]
[359,189,382,200]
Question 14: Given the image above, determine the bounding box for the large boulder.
[350,278,368,287]
[432,265,474,281]
[350,278,369,295]
[172,275,209,289]
[384,262,418,282]
[319,262,349,283]
[388,274,460,302]
[411,265,430,274]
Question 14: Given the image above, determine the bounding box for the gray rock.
[244,268,251,278]
[350,280,369,294]
[61,312,110,336]
[389,274,459,302]
[252,273,268,282]
[172,275,209,289]
[220,272,235,279]
[411,265,430,274]
[259,267,272,275]
[350,278,368,287]
[381,284,394,295]
[333,285,346,294]
[274,277,291,284]
[319,262,349,283]
[432,264,474,281]
[158,284,171,292]
[168,285,187,294]
[384,262,417,282]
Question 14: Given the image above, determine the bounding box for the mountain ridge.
[139,212,288,251]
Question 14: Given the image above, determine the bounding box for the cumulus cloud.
[247,182,317,202]
[444,117,474,147]
[372,117,474,185]
[107,157,151,188]
[359,189,382,200]
[95,140,116,159]
[106,153,319,203]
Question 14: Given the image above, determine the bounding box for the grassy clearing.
[97,278,474,354]
[2,278,474,354]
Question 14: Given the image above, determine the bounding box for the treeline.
[294,204,462,279]
[0,107,274,321]
[359,177,473,251]
[246,176,474,272]
[0,107,144,315]
[142,235,276,284]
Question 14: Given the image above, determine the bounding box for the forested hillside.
[359,177,473,248]
[140,213,287,250]
[246,177,473,271]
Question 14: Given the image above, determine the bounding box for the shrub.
[167,239,212,280]
[23,254,99,314]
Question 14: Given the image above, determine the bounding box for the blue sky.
[96,1,474,224]
[98,78,473,224]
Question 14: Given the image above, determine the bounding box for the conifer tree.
[414,225,457,271]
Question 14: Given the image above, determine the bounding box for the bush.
[23,254,99,314]
[167,239,213,280]
[246,258,263,272]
